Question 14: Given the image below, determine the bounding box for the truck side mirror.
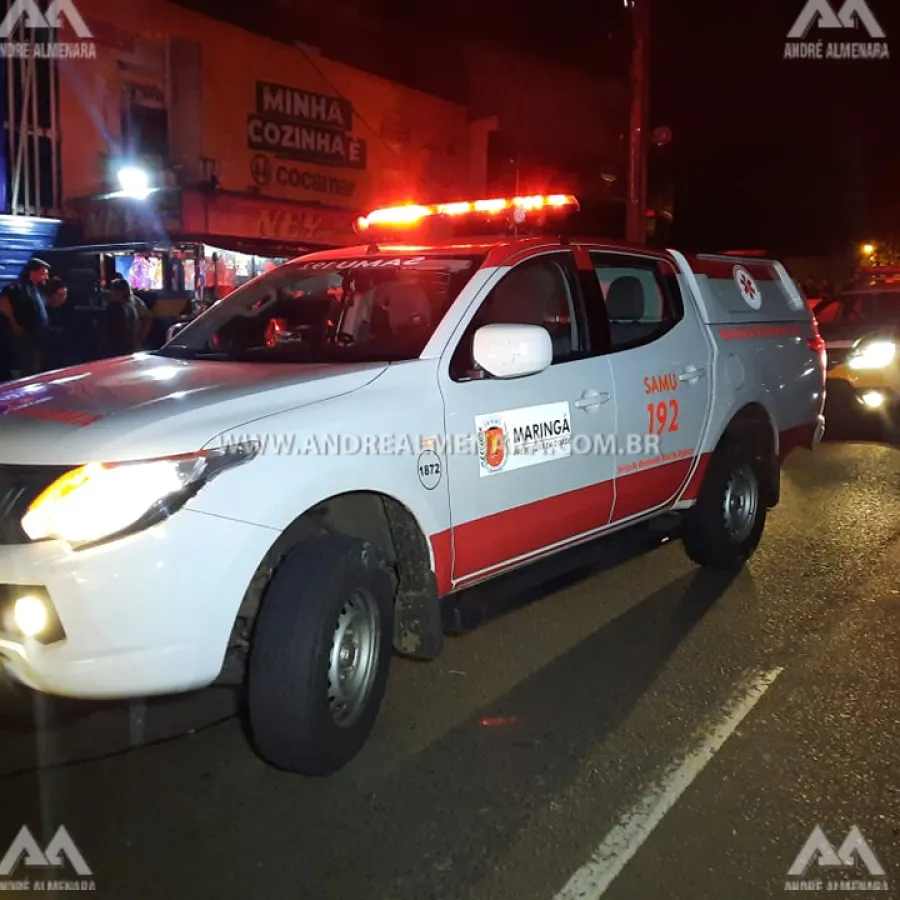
[472,323,552,378]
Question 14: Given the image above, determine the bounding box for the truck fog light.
[13,594,49,637]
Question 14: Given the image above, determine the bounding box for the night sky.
[425,0,900,255]
[201,0,900,256]
[652,0,900,255]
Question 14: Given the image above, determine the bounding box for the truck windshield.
[156,254,484,363]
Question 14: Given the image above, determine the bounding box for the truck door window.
[449,254,584,381]
[588,254,683,353]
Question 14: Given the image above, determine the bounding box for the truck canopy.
[672,252,811,326]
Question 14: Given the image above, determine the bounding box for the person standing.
[132,290,153,348]
[43,276,70,370]
[103,278,140,357]
[0,258,51,376]
[0,301,13,381]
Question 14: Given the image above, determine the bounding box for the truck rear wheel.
[247,534,394,775]
[681,441,766,570]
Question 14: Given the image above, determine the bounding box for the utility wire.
[293,42,449,199]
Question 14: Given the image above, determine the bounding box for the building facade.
[2,0,481,257]
[177,2,631,232]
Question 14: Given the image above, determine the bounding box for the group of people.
[799,278,834,305]
[0,258,152,382]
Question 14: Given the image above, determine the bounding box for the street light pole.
[625,0,650,244]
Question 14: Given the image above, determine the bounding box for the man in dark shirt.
[43,277,71,370]
[0,258,51,376]
[103,279,140,357]
[0,311,13,382]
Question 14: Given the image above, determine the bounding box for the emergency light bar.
[354,193,580,239]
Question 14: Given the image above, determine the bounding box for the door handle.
[574,390,611,409]
[678,365,706,382]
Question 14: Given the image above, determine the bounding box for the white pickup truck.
[0,194,825,774]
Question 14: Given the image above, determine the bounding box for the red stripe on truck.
[429,423,818,595]
[719,324,802,340]
[453,479,615,580]
[679,454,711,502]
[7,406,102,426]
[612,456,694,520]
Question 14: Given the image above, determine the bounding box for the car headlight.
[847,339,897,370]
[20,444,257,547]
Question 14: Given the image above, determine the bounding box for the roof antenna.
[366,243,380,254]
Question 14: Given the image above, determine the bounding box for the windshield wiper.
[154,345,195,358]
[154,346,232,361]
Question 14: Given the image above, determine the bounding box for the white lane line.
[552,666,784,900]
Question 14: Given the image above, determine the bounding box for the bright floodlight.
[117,166,152,200]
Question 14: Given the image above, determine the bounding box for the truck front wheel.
[681,441,767,570]
[247,534,394,775]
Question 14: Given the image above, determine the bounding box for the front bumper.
[825,376,899,418]
[0,509,277,698]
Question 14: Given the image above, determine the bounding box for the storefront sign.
[247,81,367,170]
[256,207,348,243]
[183,190,357,248]
[249,153,356,199]
[77,192,181,241]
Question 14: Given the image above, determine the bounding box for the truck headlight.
[20,445,257,547]
[847,339,896,370]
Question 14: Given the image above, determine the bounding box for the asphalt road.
[2,436,900,899]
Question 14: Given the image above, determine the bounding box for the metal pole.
[6,52,14,212]
[30,31,40,214]
[50,55,59,212]
[12,22,35,213]
[625,0,650,244]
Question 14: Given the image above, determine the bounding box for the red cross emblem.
[739,273,757,298]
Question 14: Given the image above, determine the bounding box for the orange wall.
[59,0,472,214]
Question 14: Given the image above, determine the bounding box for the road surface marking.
[552,666,784,900]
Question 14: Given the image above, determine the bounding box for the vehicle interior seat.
[605,275,657,345]
[380,281,432,337]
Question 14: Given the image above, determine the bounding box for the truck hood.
[0,354,387,465]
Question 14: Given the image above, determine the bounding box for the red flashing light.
[355,193,579,234]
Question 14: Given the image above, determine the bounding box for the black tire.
[681,439,767,570]
[247,534,394,775]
